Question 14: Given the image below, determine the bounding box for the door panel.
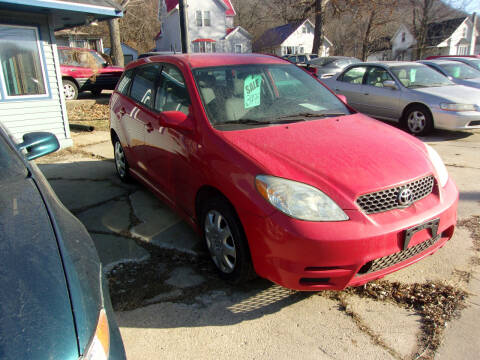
[361,66,401,120]
[145,63,194,207]
[333,66,369,113]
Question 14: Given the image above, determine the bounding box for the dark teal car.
[0,124,125,359]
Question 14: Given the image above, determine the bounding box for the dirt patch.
[68,103,110,130]
[327,281,467,359]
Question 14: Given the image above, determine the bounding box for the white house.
[389,15,479,60]
[254,19,332,56]
[0,0,122,148]
[155,0,251,53]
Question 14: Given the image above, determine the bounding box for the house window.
[196,10,211,27]
[462,27,467,38]
[196,10,202,26]
[203,11,211,26]
[192,41,216,53]
[0,25,48,98]
[234,44,242,53]
[457,45,468,55]
[402,32,405,42]
[302,26,307,33]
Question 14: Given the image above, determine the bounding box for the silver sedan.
[419,59,480,89]
[322,61,480,135]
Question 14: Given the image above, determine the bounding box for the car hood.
[219,114,433,208]
[412,84,480,103]
[99,65,124,74]
[0,178,78,359]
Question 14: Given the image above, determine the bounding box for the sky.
[445,0,480,14]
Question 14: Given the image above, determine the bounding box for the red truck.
[59,46,124,100]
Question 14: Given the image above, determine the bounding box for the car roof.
[358,61,426,67]
[419,59,462,65]
[125,53,288,70]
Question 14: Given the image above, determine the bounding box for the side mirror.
[160,111,194,132]
[336,94,347,104]
[383,80,398,90]
[17,132,60,160]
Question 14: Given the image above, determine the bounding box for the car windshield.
[59,49,106,68]
[193,63,351,130]
[390,65,454,88]
[464,59,480,71]
[0,128,27,182]
[439,62,480,79]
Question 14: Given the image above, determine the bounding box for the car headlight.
[82,309,109,360]
[426,144,448,187]
[255,175,349,221]
[440,103,479,112]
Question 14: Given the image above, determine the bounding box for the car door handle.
[335,89,340,92]
[364,93,369,95]
[146,122,154,133]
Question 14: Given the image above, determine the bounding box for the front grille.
[356,175,435,214]
[469,120,480,126]
[357,234,441,275]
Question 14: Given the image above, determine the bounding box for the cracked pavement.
[37,128,480,360]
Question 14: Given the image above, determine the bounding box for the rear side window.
[129,64,161,108]
[340,66,367,84]
[117,69,133,95]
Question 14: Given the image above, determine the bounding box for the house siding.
[224,31,251,53]
[0,9,71,147]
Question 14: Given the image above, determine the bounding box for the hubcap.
[114,141,126,178]
[407,111,426,133]
[204,210,236,274]
[63,83,76,100]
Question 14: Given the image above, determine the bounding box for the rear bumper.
[239,177,458,291]
[432,108,480,130]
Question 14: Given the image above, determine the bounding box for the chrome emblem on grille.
[397,188,413,206]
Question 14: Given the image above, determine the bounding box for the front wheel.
[201,197,255,284]
[402,105,433,136]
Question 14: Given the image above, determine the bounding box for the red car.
[109,54,458,291]
[59,46,124,100]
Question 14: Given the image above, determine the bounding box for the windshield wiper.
[221,119,266,125]
[278,112,347,120]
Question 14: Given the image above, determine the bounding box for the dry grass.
[68,103,110,131]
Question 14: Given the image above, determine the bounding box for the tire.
[91,88,102,97]
[200,196,255,284]
[402,105,433,136]
[62,79,78,100]
[113,136,131,183]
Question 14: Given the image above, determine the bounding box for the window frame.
[196,10,203,27]
[234,44,242,53]
[0,24,50,101]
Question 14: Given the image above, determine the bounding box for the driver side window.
[154,64,191,115]
[365,66,394,87]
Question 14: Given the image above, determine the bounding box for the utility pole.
[179,0,189,53]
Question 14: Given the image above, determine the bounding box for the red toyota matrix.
[110,54,458,291]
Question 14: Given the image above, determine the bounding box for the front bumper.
[432,108,480,130]
[239,177,458,291]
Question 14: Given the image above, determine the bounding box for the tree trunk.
[108,18,124,67]
[312,0,323,55]
[361,11,375,61]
